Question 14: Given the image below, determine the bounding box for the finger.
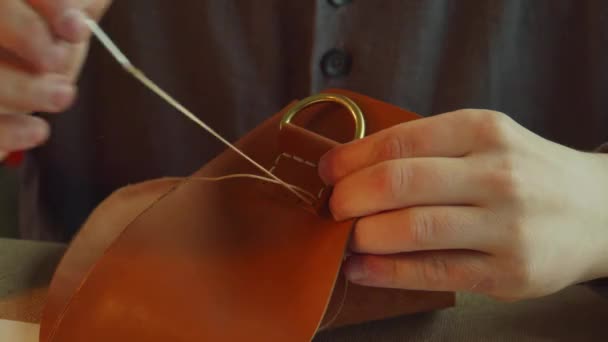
[85,0,114,20]
[28,0,113,41]
[344,252,494,293]
[0,0,69,71]
[330,158,484,220]
[0,63,76,113]
[28,0,89,42]
[319,109,509,184]
[0,46,35,72]
[0,114,50,151]
[351,206,501,255]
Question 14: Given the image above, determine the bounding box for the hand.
[319,109,608,301]
[0,0,112,161]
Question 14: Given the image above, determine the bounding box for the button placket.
[310,0,354,92]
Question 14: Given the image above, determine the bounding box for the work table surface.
[1,237,607,341]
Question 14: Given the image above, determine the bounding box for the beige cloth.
[0,320,39,342]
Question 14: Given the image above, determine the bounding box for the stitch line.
[270,152,317,173]
[270,152,327,199]
[269,153,316,173]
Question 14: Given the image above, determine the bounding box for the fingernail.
[28,122,49,145]
[41,80,76,112]
[45,45,70,71]
[344,257,368,282]
[50,84,76,112]
[17,120,48,147]
[57,9,89,42]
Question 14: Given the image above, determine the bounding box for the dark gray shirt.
[20,0,608,241]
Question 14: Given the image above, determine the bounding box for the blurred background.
[0,168,19,238]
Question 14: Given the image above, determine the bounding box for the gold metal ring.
[279,93,366,140]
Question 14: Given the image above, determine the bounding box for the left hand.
[0,0,113,161]
[319,109,608,301]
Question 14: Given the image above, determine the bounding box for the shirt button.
[328,0,352,8]
[320,49,352,78]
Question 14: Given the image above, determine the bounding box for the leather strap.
[40,89,454,341]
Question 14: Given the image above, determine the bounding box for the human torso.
[20,0,608,240]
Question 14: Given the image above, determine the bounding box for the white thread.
[84,18,311,205]
[84,18,131,67]
[164,174,317,203]
[317,188,325,199]
[272,154,282,165]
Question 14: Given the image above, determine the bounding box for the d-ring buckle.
[279,93,366,140]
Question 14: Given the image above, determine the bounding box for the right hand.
[0,0,112,161]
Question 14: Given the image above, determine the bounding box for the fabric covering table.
[0,238,607,341]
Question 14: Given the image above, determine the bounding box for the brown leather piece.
[40,89,454,341]
[39,179,183,341]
